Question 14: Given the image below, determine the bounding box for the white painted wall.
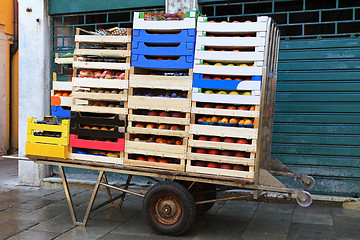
[18,0,51,185]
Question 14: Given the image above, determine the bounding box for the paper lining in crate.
[133,12,196,30]
[186,123,258,179]
[25,117,70,159]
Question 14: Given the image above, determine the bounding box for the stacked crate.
[25,117,70,159]
[51,53,74,118]
[187,16,278,180]
[125,12,196,171]
[69,28,131,164]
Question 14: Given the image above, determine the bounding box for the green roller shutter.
[273,38,360,196]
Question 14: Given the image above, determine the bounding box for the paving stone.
[99,233,150,240]
[332,207,360,219]
[110,212,156,237]
[287,222,336,240]
[53,219,121,240]
[20,203,69,222]
[7,229,59,240]
[30,212,75,234]
[333,215,360,239]
[256,201,295,214]
[0,219,39,239]
[292,206,333,225]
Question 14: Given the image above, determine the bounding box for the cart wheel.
[143,181,196,236]
[301,175,315,190]
[296,190,312,207]
[175,181,217,215]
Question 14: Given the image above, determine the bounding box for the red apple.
[159,159,168,163]
[135,123,144,128]
[195,161,206,167]
[233,165,244,171]
[215,105,225,109]
[221,151,232,156]
[208,149,220,155]
[79,70,88,78]
[157,58,163,60]
[204,104,214,108]
[207,162,218,168]
[210,137,221,142]
[224,138,235,143]
[208,48,215,51]
[146,124,155,129]
[170,112,182,118]
[158,124,169,130]
[237,106,248,111]
[159,112,169,117]
[196,148,207,154]
[232,21,240,23]
[94,71,102,78]
[148,157,158,162]
[136,156,146,161]
[148,111,158,116]
[237,139,249,144]
[198,136,208,141]
[235,152,246,158]
[227,106,237,110]
[221,164,232,169]
[213,77,222,80]
[170,125,180,131]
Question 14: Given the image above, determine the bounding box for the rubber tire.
[175,181,217,215]
[143,181,196,236]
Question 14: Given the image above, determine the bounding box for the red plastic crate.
[69,134,125,152]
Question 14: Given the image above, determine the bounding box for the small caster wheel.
[301,175,315,190]
[295,190,312,207]
[143,181,196,236]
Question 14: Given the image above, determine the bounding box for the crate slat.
[188,139,256,152]
[72,77,128,90]
[129,74,192,91]
[128,96,191,112]
[127,127,189,138]
[73,61,130,71]
[126,141,186,159]
[128,114,190,125]
[190,124,258,139]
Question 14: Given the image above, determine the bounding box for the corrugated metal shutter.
[273,38,360,196]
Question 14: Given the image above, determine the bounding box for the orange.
[83,126,90,129]
[69,93,72,97]
[100,127,109,131]
[55,92,62,96]
[92,126,100,130]
[148,157,157,162]
[175,140,182,145]
[62,92,69,97]
[156,138,164,143]
[159,159,168,163]
[229,118,239,124]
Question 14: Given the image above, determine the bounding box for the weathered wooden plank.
[275,93,360,102]
[277,82,360,92]
[273,123,360,135]
[274,113,360,123]
[277,71,360,81]
[272,133,360,145]
[280,39,360,50]
[272,154,360,167]
[271,143,360,156]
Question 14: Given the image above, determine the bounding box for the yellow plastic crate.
[25,117,70,159]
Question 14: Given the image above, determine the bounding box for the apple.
[217,91,227,94]
[170,125,180,131]
[135,123,144,128]
[233,165,244,171]
[204,90,214,94]
[101,70,112,79]
[224,77,232,80]
[224,138,235,143]
[208,48,215,51]
[203,75,211,79]
[195,161,206,167]
[196,148,207,154]
[210,137,221,142]
[146,124,155,128]
[237,139,249,144]
[159,112,169,117]
[136,156,146,161]
[220,117,229,123]
[79,70,88,78]
[94,71,102,78]
[158,124,169,130]
[204,104,214,108]
[250,106,255,111]
[221,164,232,169]
[215,105,225,109]
[238,106,248,111]
[159,159,168,163]
[198,136,208,141]
[148,157,158,162]
[213,77,222,80]
[235,152,246,158]
[207,162,218,168]
[227,106,237,110]
[170,112,182,118]
[234,77,242,80]
[208,149,220,155]
[221,151,232,156]
[232,20,240,23]
[148,111,158,116]
[157,58,163,60]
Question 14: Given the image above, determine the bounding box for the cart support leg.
[59,166,104,227]
[102,172,116,208]
[118,174,133,208]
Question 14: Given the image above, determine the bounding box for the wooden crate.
[124,156,186,172]
[126,140,187,159]
[69,152,124,165]
[128,95,191,112]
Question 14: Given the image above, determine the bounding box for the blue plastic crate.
[131,54,194,70]
[132,41,195,56]
[51,106,71,118]
[193,73,262,90]
[133,29,196,43]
